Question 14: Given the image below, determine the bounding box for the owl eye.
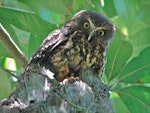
[84,22,90,29]
[97,29,104,36]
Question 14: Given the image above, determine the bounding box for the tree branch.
[0,65,114,113]
[0,66,19,80]
[0,24,27,68]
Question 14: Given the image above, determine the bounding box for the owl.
[26,10,115,82]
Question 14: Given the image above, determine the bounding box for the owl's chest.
[50,36,106,79]
[82,42,106,75]
[66,41,105,76]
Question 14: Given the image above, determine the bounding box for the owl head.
[63,10,115,46]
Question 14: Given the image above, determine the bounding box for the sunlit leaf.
[117,46,150,83]
[117,86,150,113]
[111,92,130,113]
[105,40,132,81]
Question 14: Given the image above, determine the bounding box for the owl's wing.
[27,29,67,70]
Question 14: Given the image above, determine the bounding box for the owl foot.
[62,76,80,84]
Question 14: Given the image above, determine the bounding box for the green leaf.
[42,0,70,14]
[28,33,47,59]
[71,0,102,14]
[114,0,138,28]
[0,0,33,11]
[117,86,150,113]
[130,27,150,58]
[118,46,150,83]
[20,0,70,14]
[0,68,11,100]
[0,7,53,35]
[103,0,117,17]
[105,40,133,81]
[11,26,30,57]
[138,1,150,25]
[19,0,69,24]
[0,56,5,67]
[111,93,130,113]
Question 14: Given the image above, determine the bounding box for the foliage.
[0,0,150,113]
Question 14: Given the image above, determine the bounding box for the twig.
[0,24,28,68]
[0,66,19,80]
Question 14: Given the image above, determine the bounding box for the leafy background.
[0,0,150,113]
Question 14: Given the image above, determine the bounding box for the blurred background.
[0,0,150,113]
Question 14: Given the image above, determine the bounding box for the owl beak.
[88,27,102,41]
[88,31,94,41]
[87,19,96,41]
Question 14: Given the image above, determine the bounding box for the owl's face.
[64,10,115,45]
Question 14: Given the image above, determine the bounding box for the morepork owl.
[26,10,115,82]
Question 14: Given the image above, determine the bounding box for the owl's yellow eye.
[84,22,90,29]
[97,29,104,36]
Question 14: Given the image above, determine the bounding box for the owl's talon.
[62,76,79,83]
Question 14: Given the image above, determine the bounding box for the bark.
[0,65,114,113]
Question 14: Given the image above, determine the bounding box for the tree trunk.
[0,65,114,113]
